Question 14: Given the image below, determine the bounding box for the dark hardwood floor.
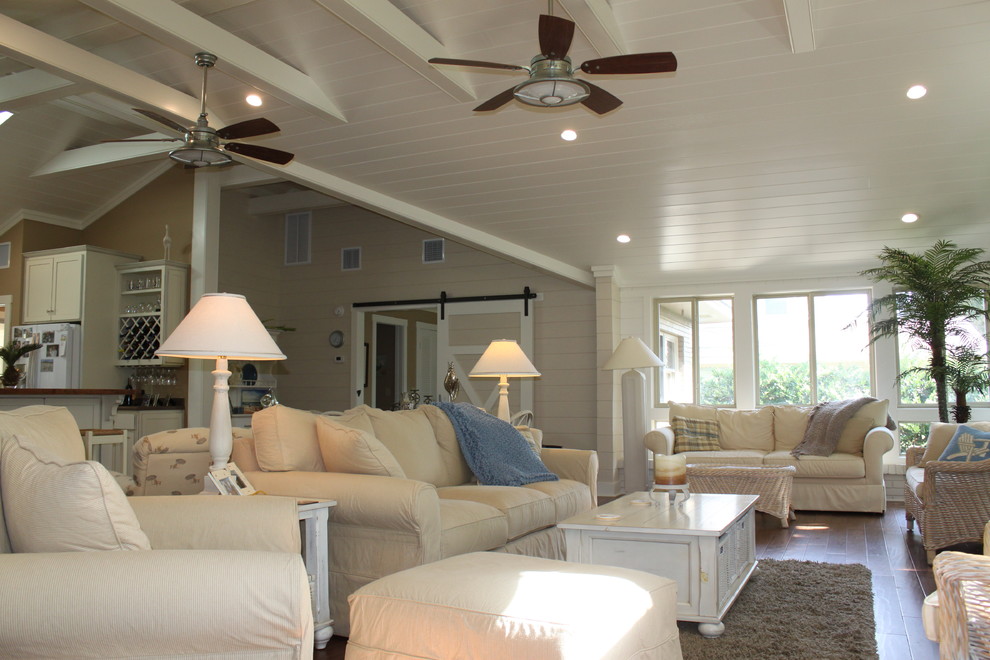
[315,502,953,660]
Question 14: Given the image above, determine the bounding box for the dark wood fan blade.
[223,142,294,165]
[216,117,280,140]
[133,108,189,133]
[538,14,574,59]
[580,52,677,75]
[581,81,623,114]
[100,138,180,143]
[474,87,517,112]
[429,57,527,72]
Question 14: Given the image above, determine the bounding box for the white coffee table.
[559,492,758,638]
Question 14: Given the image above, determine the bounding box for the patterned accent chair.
[905,422,990,563]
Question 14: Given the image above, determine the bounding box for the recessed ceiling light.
[616,234,631,243]
[901,213,919,223]
[245,94,263,107]
[906,85,927,100]
[0,111,13,126]
[560,129,577,141]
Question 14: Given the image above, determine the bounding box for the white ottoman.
[345,552,683,660]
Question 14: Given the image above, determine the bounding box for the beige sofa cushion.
[718,406,774,451]
[763,450,866,478]
[316,415,406,478]
[252,405,325,472]
[0,433,151,552]
[668,401,718,421]
[836,398,889,455]
[675,450,767,467]
[773,405,814,452]
[438,499,508,558]
[919,422,990,466]
[438,485,556,541]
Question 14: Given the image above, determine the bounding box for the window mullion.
[808,293,818,404]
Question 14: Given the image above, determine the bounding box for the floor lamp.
[603,337,663,494]
[470,339,540,422]
[156,293,285,474]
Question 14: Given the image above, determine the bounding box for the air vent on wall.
[423,238,445,264]
[284,212,311,266]
[341,247,361,271]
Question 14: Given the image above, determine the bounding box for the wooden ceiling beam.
[0,69,83,110]
[79,0,347,124]
[314,0,476,102]
[0,13,204,124]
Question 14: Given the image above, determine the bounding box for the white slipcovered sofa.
[224,403,599,636]
[646,400,895,513]
[0,405,314,658]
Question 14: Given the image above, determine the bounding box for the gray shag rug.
[678,558,878,660]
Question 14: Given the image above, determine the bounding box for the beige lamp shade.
[469,339,540,377]
[602,336,663,371]
[156,293,286,361]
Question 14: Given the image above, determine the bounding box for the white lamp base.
[495,375,511,422]
[621,368,650,494]
[208,357,233,472]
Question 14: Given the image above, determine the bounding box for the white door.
[436,299,536,417]
[416,322,438,397]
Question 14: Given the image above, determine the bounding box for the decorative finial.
[443,361,460,401]
[163,224,172,260]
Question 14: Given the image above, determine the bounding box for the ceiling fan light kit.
[429,11,676,115]
[109,52,294,168]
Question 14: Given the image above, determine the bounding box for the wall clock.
[329,330,345,348]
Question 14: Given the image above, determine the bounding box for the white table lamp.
[603,336,663,494]
[469,339,540,422]
[156,293,285,472]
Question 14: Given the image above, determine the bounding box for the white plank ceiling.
[1,0,989,287]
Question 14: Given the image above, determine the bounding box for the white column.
[188,169,222,427]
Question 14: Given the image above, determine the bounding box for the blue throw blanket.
[432,401,558,486]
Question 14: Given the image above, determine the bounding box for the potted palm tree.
[944,345,990,423]
[0,341,42,387]
[863,240,990,423]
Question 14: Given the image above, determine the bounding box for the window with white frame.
[654,298,734,406]
[755,291,873,405]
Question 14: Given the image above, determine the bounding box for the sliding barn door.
[436,299,536,416]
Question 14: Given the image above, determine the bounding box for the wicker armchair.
[933,550,990,659]
[905,434,990,564]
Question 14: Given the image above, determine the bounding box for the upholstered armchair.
[0,406,314,658]
[905,421,990,563]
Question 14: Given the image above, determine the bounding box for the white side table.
[297,499,336,649]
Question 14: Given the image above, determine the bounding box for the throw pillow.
[671,416,721,453]
[516,426,541,456]
[937,425,990,463]
[315,415,406,478]
[773,405,815,452]
[252,404,326,472]
[920,422,990,466]
[0,433,151,552]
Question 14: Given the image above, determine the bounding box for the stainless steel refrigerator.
[12,322,82,389]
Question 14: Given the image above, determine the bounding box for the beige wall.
[81,167,195,263]
[219,202,597,450]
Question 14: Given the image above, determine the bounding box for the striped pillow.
[671,416,721,453]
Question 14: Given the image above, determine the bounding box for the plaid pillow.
[671,416,721,453]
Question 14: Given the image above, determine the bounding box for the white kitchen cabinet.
[21,246,141,387]
[113,409,185,441]
[23,251,83,323]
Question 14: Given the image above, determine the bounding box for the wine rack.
[115,260,189,366]
[118,315,162,360]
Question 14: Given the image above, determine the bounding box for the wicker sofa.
[646,400,895,513]
[905,421,990,563]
